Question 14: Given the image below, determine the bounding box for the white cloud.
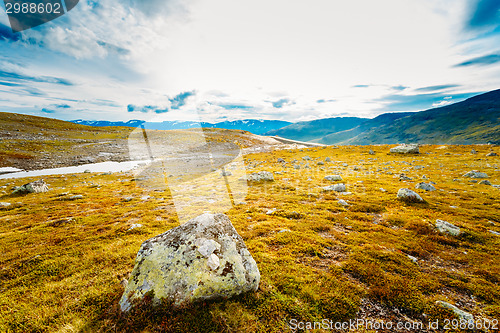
[21,0,190,60]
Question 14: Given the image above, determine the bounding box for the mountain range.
[72,89,500,144]
[267,89,500,145]
[71,119,292,135]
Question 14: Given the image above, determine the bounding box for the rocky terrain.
[0,139,498,332]
[0,112,307,172]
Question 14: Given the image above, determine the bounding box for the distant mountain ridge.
[265,117,367,142]
[71,119,291,135]
[342,89,500,145]
[71,89,500,144]
[266,89,500,145]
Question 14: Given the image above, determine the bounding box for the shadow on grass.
[80,292,255,333]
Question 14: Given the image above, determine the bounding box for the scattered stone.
[248,171,274,182]
[141,195,151,200]
[124,196,134,202]
[278,229,290,233]
[435,301,473,322]
[486,152,497,156]
[342,163,348,167]
[127,224,143,231]
[325,157,331,162]
[317,161,324,165]
[489,230,500,236]
[415,182,436,191]
[479,180,491,185]
[324,175,343,181]
[390,144,420,154]
[221,170,232,177]
[380,188,387,192]
[369,149,375,155]
[266,208,277,215]
[407,255,418,263]
[471,149,477,154]
[77,157,96,164]
[119,213,260,311]
[469,179,478,183]
[13,179,49,194]
[436,219,460,236]
[68,195,83,200]
[338,199,349,206]
[302,156,311,161]
[353,166,360,171]
[397,188,424,202]
[0,202,11,208]
[463,170,488,178]
[48,217,75,227]
[399,174,412,181]
[293,165,300,170]
[323,183,346,192]
[277,158,285,163]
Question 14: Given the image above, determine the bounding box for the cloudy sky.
[0,0,499,123]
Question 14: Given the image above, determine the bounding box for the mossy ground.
[0,144,499,332]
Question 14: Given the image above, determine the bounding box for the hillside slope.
[314,112,414,144]
[0,112,284,170]
[265,117,366,142]
[345,89,500,145]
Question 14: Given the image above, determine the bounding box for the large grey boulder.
[248,171,274,182]
[390,144,419,154]
[12,179,48,194]
[463,170,488,178]
[397,188,424,202]
[119,213,260,312]
[436,219,460,236]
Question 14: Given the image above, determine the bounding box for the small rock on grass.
[0,202,11,208]
[323,183,346,192]
[407,255,418,263]
[397,188,424,202]
[486,152,497,156]
[435,301,473,322]
[436,219,460,236]
[127,224,143,231]
[479,180,491,185]
[13,179,49,194]
[390,144,419,154]
[463,170,488,178]
[338,199,349,206]
[489,230,500,236]
[324,175,342,181]
[415,182,436,191]
[248,171,274,182]
[68,195,83,200]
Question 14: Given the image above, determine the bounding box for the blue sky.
[0,0,499,122]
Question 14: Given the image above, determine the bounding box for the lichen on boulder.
[119,213,260,312]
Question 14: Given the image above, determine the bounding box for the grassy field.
[0,143,499,332]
